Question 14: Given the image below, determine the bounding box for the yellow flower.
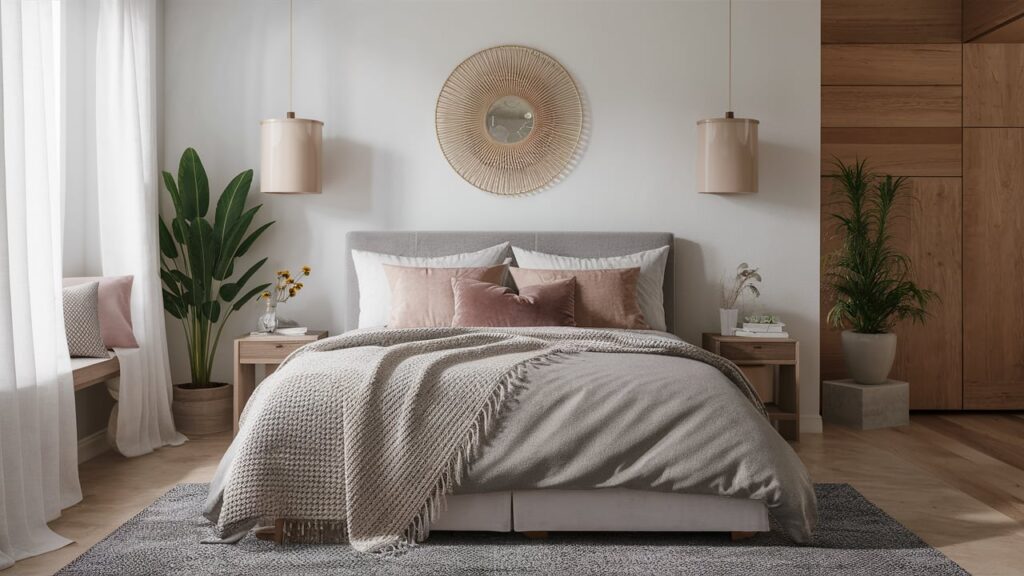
[295,282,303,290]
[260,291,270,299]
[288,287,297,297]
[302,265,311,276]
[286,277,295,285]
[275,269,287,276]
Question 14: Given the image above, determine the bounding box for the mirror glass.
[486,96,534,144]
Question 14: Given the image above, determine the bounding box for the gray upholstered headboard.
[345,231,675,332]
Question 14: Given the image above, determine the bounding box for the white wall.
[162,0,822,428]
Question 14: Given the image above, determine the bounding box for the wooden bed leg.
[521,531,549,539]
[255,519,285,544]
[730,531,756,541]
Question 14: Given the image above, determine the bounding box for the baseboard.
[800,414,823,434]
[78,429,110,464]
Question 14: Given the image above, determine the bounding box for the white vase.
[719,308,739,336]
[841,330,897,385]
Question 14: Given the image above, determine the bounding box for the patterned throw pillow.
[63,282,109,358]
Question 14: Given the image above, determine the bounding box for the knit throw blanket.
[215,327,764,553]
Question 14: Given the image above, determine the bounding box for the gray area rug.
[57,483,967,576]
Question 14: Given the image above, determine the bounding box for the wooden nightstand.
[233,330,328,435]
[702,333,800,441]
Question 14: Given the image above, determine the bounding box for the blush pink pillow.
[510,267,650,330]
[63,276,138,348]
[451,277,576,328]
[383,264,508,328]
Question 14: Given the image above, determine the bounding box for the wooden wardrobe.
[821,0,1024,410]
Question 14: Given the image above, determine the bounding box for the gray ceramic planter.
[841,330,897,385]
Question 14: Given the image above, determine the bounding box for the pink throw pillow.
[451,277,576,328]
[63,276,139,348]
[383,264,508,328]
[510,267,650,330]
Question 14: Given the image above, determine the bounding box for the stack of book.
[249,327,309,337]
[734,321,788,338]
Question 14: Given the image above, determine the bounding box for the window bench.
[71,352,119,391]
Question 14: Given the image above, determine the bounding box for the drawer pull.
[754,345,763,349]
[275,344,284,349]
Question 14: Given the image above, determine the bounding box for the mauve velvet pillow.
[451,277,576,328]
[383,264,508,328]
[63,275,138,348]
[510,267,650,330]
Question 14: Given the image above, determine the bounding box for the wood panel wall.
[964,0,1024,42]
[822,0,962,44]
[964,44,1024,125]
[821,1,964,409]
[822,2,1024,411]
[969,17,1024,43]
[963,129,1024,408]
[962,44,1024,409]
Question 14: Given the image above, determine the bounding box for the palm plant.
[159,148,274,388]
[824,159,935,334]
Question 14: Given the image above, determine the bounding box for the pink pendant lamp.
[697,0,758,194]
[261,0,323,194]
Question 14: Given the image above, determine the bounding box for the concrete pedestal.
[822,379,909,430]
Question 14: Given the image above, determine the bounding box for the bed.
[204,231,816,552]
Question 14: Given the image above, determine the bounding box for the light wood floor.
[9,414,1024,576]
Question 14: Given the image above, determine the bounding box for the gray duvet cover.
[459,348,816,541]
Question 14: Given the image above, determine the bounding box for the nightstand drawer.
[718,341,794,363]
[237,339,309,363]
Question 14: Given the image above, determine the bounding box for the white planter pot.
[841,330,897,385]
[719,308,739,336]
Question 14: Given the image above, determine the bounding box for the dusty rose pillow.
[63,275,138,348]
[383,264,507,328]
[451,277,576,328]
[510,267,649,329]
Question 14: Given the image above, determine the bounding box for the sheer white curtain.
[96,0,185,456]
[0,0,81,569]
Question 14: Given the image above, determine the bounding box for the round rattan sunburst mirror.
[436,45,583,196]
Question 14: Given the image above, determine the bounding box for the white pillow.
[511,245,670,331]
[352,243,510,328]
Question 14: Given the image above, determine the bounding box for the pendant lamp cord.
[728,0,732,114]
[289,0,294,114]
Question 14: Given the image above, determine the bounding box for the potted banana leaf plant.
[159,148,274,434]
[824,159,935,384]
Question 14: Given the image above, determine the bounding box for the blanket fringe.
[278,519,347,544]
